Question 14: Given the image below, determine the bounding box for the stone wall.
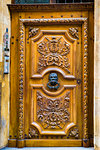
[0,0,11,148]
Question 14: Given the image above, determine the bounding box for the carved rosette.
[69,28,79,39]
[37,36,70,73]
[37,91,70,129]
[29,27,39,38]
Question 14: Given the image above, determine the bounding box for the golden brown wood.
[17,140,25,148]
[9,4,94,148]
[25,139,82,147]
[88,11,94,147]
[8,139,17,147]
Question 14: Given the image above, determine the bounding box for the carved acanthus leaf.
[29,27,39,38]
[37,91,70,129]
[69,28,79,39]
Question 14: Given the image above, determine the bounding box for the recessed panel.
[31,88,76,135]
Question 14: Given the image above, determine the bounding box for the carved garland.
[19,18,88,140]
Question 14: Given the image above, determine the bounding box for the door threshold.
[1,147,94,150]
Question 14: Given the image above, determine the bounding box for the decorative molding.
[31,84,76,97]
[19,17,88,140]
[68,127,79,139]
[32,68,75,79]
[83,19,88,139]
[37,36,70,73]
[18,20,24,140]
[31,30,75,43]
[29,27,39,38]
[37,91,70,129]
[20,18,87,26]
[69,28,79,39]
[8,4,94,12]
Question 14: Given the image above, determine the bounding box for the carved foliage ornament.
[69,28,79,39]
[29,27,39,38]
[29,128,39,139]
[37,37,70,73]
[37,91,70,129]
[68,127,79,139]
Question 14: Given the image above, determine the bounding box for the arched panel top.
[32,67,75,79]
[31,30,76,43]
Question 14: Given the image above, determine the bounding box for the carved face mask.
[49,73,58,86]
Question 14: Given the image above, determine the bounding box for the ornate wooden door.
[9,3,94,148]
[22,18,87,147]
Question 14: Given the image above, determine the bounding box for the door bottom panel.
[8,139,82,147]
[25,139,82,147]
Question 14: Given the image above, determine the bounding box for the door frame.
[17,18,88,147]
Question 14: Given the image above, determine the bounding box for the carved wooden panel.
[9,2,94,147]
[30,87,77,137]
[37,36,70,73]
[25,20,83,140]
[17,17,89,147]
[37,91,70,129]
[31,30,76,78]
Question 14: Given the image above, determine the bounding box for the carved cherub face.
[49,73,58,86]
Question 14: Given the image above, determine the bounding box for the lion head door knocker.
[47,73,60,90]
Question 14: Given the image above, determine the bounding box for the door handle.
[47,72,60,90]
